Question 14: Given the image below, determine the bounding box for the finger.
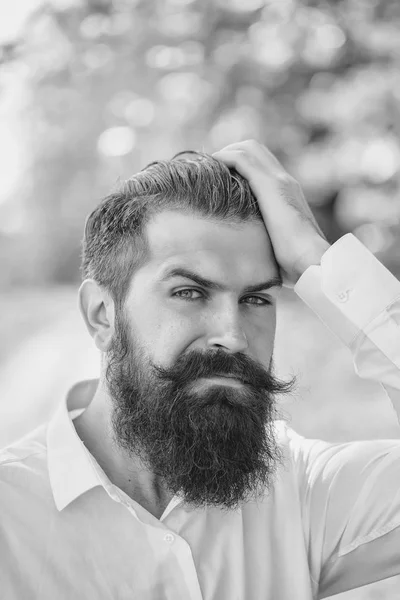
[212,150,257,184]
[214,139,283,167]
[213,146,283,179]
[212,148,254,167]
[212,139,268,160]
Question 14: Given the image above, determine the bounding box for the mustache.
[152,348,295,394]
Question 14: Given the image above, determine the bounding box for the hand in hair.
[213,139,331,288]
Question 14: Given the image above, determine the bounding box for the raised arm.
[214,139,400,423]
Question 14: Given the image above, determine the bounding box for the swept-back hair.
[81,151,263,308]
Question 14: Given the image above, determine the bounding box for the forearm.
[291,238,331,285]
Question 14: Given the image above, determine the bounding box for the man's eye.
[173,289,272,306]
[243,296,272,307]
[173,289,203,301]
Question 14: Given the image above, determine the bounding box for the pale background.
[1,0,400,598]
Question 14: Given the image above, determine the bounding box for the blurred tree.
[0,0,399,288]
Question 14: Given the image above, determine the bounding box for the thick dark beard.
[106,311,296,512]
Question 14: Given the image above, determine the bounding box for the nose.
[206,304,249,354]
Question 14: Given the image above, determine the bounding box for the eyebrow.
[159,266,283,294]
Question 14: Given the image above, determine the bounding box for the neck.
[73,382,173,519]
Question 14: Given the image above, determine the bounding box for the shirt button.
[337,290,351,302]
[164,533,175,544]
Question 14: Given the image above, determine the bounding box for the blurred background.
[1,0,400,597]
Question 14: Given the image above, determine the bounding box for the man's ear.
[78,280,115,352]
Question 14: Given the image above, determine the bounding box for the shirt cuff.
[294,234,400,346]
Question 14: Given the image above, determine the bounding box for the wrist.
[293,238,331,281]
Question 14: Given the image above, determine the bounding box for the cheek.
[247,310,276,360]
[128,300,195,365]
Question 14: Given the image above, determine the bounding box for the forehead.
[137,210,279,284]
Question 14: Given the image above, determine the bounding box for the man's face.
[106,210,293,510]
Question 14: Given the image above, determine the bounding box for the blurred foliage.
[0,0,400,288]
[1,4,400,597]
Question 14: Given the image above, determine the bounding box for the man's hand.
[213,139,331,288]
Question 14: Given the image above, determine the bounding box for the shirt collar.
[47,379,103,511]
[47,380,288,515]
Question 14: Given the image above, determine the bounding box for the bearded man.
[1,140,400,599]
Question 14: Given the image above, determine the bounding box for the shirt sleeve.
[294,233,400,417]
[288,429,400,597]
[292,234,400,595]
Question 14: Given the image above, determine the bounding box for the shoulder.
[0,423,48,479]
[0,423,53,522]
[0,424,57,555]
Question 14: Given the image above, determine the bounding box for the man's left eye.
[173,289,203,300]
[243,296,272,306]
[173,289,272,306]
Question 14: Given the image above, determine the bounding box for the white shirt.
[1,233,400,600]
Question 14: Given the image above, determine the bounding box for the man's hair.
[81,151,263,308]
